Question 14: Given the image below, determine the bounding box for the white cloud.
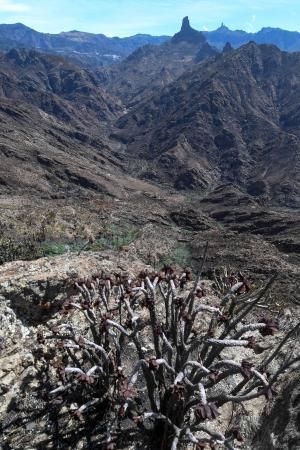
[0,0,30,13]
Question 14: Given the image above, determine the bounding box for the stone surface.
[252,373,300,449]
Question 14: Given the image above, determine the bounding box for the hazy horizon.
[2,18,300,38]
[0,0,299,37]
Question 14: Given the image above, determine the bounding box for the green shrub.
[160,242,192,267]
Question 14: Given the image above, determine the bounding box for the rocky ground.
[0,247,299,449]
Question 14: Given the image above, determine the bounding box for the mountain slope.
[0,48,123,124]
[0,23,169,67]
[98,17,217,107]
[114,42,300,207]
[0,49,132,196]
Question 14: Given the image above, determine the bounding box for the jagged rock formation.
[98,17,217,107]
[171,16,206,44]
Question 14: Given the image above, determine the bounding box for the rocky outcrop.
[0,251,147,324]
[252,373,300,449]
[170,208,215,231]
[171,16,206,44]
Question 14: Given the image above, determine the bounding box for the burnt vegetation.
[36,249,300,450]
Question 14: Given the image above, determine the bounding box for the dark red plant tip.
[247,336,257,349]
[73,409,85,422]
[185,268,192,281]
[241,359,254,379]
[92,273,100,280]
[138,270,147,280]
[182,312,193,323]
[196,440,207,449]
[37,330,45,344]
[99,314,112,332]
[259,385,277,401]
[217,313,230,323]
[207,329,215,338]
[162,265,174,275]
[174,297,184,308]
[55,340,66,350]
[76,277,86,286]
[259,318,279,336]
[227,426,243,442]
[154,323,163,335]
[118,404,126,418]
[85,279,93,289]
[75,335,85,348]
[149,271,158,282]
[50,325,60,334]
[228,274,237,286]
[132,414,143,425]
[125,318,133,329]
[125,287,133,295]
[208,369,219,384]
[158,271,166,281]
[148,357,159,371]
[170,382,186,399]
[120,382,137,400]
[196,288,205,298]
[77,373,94,385]
[39,299,51,310]
[195,403,220,421]
[180,277,187,289]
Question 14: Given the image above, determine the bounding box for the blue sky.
[0,0,299,36]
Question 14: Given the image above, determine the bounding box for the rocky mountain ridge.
[1,20,300,70]
[115,41,300,207]
[0,22,169,67]
[203,23,300,52]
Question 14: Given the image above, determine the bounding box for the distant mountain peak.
[181,16,191,32]
[172,16,206,44]
[217,22,229,31]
